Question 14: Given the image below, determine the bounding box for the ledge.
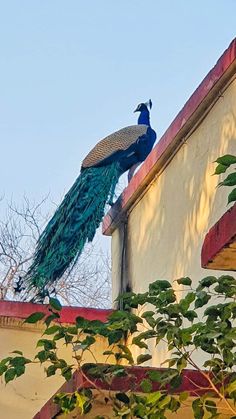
[0,300,112,324]
[103,38,236,236]
[33,364,213,419]
[201,202,236,271]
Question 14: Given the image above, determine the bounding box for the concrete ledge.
[0,300,112,324]
[33,364,220,419]
[201,202,236,271]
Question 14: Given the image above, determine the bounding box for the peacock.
[24,100,156,298]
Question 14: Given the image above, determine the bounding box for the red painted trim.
[201,202,236,269]
[0,300,112,324]
[83,365,211,396]
[33,370,86,419]
[103,38,236,235]
[33,364,224,418]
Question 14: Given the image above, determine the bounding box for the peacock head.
[134,99,152,113]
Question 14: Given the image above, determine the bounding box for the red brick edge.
[0,300,112,324]
[201,202,236,269]
[103,38,236,236]
[33,364,218,419]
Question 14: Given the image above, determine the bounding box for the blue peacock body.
[25,100,156,298]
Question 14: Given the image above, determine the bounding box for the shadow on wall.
[126,82,236,296]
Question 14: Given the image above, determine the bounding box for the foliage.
[1,154,236,417]
[2,275,236,418]
[214,154,236,204]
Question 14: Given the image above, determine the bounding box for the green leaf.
[146,391,162,404]
[132,336,148,349]
[108,310,127,321]
[102,350,114,356]
[108,330,123,345]
[44,313,60,327]
[198,276,217,289]
[226,379,236,395]
[35,350,51,363]
[149,280,172,293]
[140,378,152,392]
[0,363,7,375]
[219,172,236,187]
[205,399,217,415]
[204,306,219,317]
[49,297,62,311]
[170,374,182,389]
[179,391,189,402]
[11,350,23,356]
[10,356,31,367]
[61,366,72,381]
[36,339,56,350]
[228,188,236,204]
[108,365,126,377]
[46,365,57,377]
[14,365,26,377]
[195,291,211,308]
[158,395,171,409]
[177,277,192,286]
[66,326,78,335]
[148,370,162,382]
[137,354,152,365]
[162,358,178,368]
[0,357,12,366]
[215,154,236,166]
[53,330,65,341]
[179,292,195,312]
[184,310,198,322]
[76,316,89,329]
[76,336,95,350]
[132,330,156,350]
[176,356,187,372]
[24,312,45,323]
[117,344,134,364]
[141,311,155,318]
[75,392,88,414]
[44,325,61,335]
[214,163,228,175]
[115,392,130,404]
[192,398,204,419]
[5,368,16,384]
[141,311,156,327]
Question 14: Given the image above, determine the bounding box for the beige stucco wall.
[111,78,236,365]
[0,317,109,419]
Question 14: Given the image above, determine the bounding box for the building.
[103,38,236,314]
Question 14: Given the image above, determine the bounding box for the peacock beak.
[134,107,139,113]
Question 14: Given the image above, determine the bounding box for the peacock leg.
[128,163,140,183]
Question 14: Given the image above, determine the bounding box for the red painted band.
[0,300,112,324]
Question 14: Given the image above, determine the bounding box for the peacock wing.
[81,124,148,169]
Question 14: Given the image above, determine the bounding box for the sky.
[0,1,236,216]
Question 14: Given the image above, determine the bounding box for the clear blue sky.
[0,1,235,209]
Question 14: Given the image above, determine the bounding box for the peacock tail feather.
[25,161,122,295]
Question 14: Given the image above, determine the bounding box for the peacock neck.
[138,110,150,126]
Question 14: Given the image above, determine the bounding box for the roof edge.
[33,364,224,419]
[0,300,112,324]
[103,38,236,236]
